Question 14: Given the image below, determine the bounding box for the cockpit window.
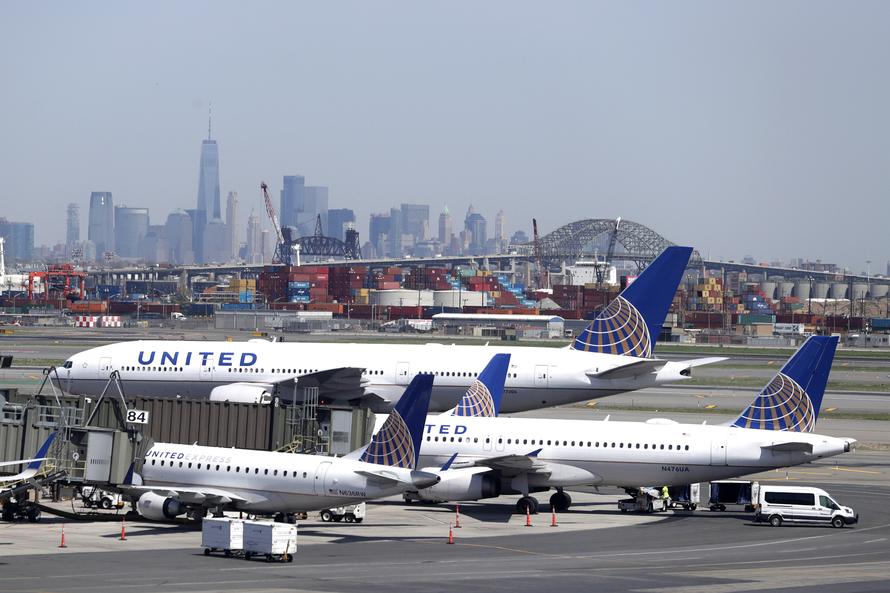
[63,361,73,369]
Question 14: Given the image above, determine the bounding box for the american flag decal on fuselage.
[359,410,416,468]
[572,296,652,357]
[732,373,815,433]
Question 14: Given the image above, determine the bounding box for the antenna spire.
[207,101,212,139]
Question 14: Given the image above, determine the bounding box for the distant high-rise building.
[165,210,194,264]
[327,208,355,242]
[226,191,238,260]
[66,203,80,249]
[494,210,505,241]
[388,207,403,258]
[510,230,529,245]
[280,175,305,229]
[301,186,329,237]
[0,218,34,263]
[246,209,262,264]
[139,225,168,265]
[465,212,487,254]
[194,112,221,263]
[369,213,390,258]
[114,206,149,259]
[401,203,429,242]
[88,192,114,259]
[202,218,228,263]
[438,206,452,245]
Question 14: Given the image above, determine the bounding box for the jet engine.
[413,470,501,502]
[136,492,186,521]
[209,383,274,404]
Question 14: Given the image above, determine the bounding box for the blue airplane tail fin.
[27,432,57,471]
[360,373,434,469]
[450,353,510,417]
[732,335,838,432]
[571,246,692,357]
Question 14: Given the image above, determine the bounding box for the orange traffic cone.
[454,504,462,529]
[550,508,558,527]
[447,521,454,544]
[58,524,68,548]
[120,517,127,541]
[525,506,532,527]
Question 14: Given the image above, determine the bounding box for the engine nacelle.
[136,492,186,521]
[209,383,274,404]
[414,470,501,502]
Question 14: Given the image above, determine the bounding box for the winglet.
[572,246,692,357]
[440,452,459,471]
[27,432,57,471]
[449,353,510,417]
[731,335,838,432]
[528,448,542,457]
[360,373,434,469]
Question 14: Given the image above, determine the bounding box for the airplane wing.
[587,359,666,380]
[0,465,46,484]
[0,458,47,469]
[467,449,548,476]
[681,356,728,368]
[124,485,261,505]
[273,367,368,402]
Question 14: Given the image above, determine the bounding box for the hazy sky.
[2,2,888,272]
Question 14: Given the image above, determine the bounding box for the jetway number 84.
[126,409,150,424]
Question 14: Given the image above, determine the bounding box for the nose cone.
[410,470,441,490]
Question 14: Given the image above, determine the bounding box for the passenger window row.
[422,436,690,451]
[148,457,309,479]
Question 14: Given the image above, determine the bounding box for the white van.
[753,485,857,528]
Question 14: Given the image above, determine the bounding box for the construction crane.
[260,182,287,265]
[596,217,621,284]
[532,218,548,290]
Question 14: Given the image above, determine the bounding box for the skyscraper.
[165,210,194,264]
[114,206,149,259]
[465,212,487,255]
[494,210,505,241]
[88,191,114,259]
[388,207,403,258]
[194,113,221,263]
[401,203,430,242]
[327,208,356,241]
[246,209,262,264]
[66,203,80,249]
[280,175,305,229]
[438,206,452,245]
[369,213,390,258]
[301,186,329,237]
[0,219,34,263]
[226,191,238,260]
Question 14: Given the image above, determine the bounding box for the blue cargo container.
[186,303,216,317]
[221,302,256,311]
[870,318,890,330]
[288,281,311,289]
[290,295,310,303]
[239,291,255,304]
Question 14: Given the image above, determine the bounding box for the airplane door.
[98,357,112,379]
[314,461,332,496]
[534,365,549,388]
[396,362,410,385]
[710,438,727,465]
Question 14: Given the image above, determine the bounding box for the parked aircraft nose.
[410,470,441,489]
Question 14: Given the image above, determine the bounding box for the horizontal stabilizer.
[681,356,728,368]
[587,359,666,380]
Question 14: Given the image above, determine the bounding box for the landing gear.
[549,490,572,512]
[516,496,539,515]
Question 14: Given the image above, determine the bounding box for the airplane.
[0,432,57,485]
[402,335,853,514]
[128,373,441,521]
[58,246,723,413]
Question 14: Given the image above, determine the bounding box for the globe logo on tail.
[359,411,416,468]
[732,373,815,433]
[452,380,496,417]
[573,296,652,357]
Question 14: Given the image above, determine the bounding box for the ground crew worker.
[661,485,671,507]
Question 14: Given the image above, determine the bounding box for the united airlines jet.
[129,374,439,521]
[402,336,853,514]
[58,247,722,413]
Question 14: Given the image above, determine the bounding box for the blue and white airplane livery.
[397,336,854,514]
[58,246,722,413]
[130,373,440,521]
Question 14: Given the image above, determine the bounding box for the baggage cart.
[202,517,244,557]
[243,520,297,563]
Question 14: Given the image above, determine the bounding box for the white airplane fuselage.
[139,443,433,515]
[405,415,854,492]
[59,340,694,413]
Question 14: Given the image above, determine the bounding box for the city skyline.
[1,3,889,271]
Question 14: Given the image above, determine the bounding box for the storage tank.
[371,289,434,307]
[759,282,777,300]
[778,282,795,298]
[869,284,889,299]
[829,283,848,299]
[851,283,869,300]
[812,282,830,299]
[793,279,811,300]
[433,290,486,308]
